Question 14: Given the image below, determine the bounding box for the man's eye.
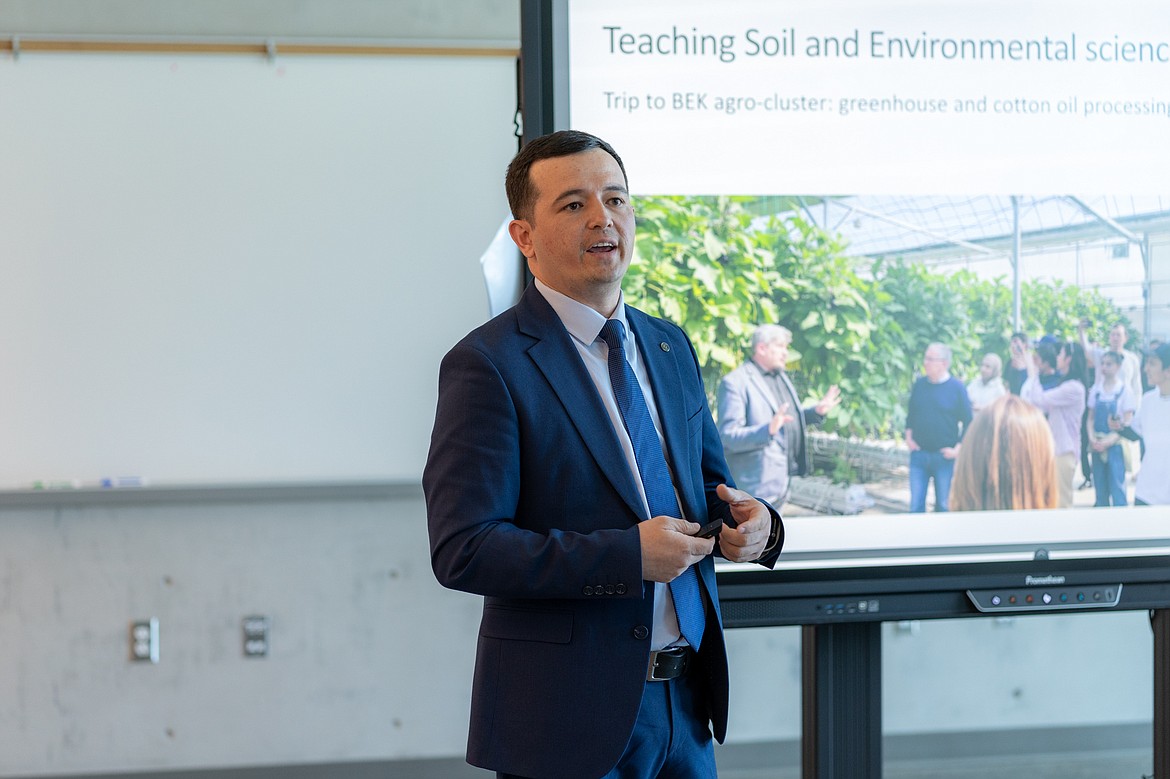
[565,202,582,211]
[610,198,625,207]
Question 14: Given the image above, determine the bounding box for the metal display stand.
[1155,609,1170,779]
[718,558,1170,778]
[801,622,882,777]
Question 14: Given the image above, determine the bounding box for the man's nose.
[584,198,613,228]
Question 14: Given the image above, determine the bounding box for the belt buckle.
[646,647,688,681]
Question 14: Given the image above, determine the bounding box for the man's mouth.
[587,241,617,254]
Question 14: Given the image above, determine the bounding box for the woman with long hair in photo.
[951,394,1060,511]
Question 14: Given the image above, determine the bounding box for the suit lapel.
[745,362,780,414]
[626,309,697,519]
[778,369,807,437]
[517,286,647,521]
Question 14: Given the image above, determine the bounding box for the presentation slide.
[569,0,1169,195]
[560,0,1170,566]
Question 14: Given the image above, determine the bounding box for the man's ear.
[508,218,536,260]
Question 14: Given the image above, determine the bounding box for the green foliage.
[1019,279,1137,349]
[624,196,1135,442]
[626,196,785,398]
[756,215,884,434]
[628,197,884,432]
[865,260,985,431]
[830,456,860,486]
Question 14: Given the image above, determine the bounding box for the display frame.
[518,0,1170,611]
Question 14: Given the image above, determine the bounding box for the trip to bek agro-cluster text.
[599,90,1170,119]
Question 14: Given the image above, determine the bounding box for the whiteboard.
[0,51,517,488]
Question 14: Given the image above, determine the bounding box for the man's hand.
[768,403,794,436]
[638,517,716,583]
[714,484,773,563]
[815,385,842,416]
[1025,346,1040,378]
[940,445,959,460]
[905,431,920,452]
[1010,340,1027,368]
[1091,433,1118,451]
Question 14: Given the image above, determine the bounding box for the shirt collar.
[751,358,783,378]
[534,278,630,348]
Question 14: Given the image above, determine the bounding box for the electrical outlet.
[130,618,159,663]
[242,615,270,658]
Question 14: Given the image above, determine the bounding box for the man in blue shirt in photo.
[904,343,973,512]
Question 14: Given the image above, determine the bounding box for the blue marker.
[100,476,147,488]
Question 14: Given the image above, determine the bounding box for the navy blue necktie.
[599,319,705,649]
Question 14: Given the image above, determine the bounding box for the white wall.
[0,51,514,489]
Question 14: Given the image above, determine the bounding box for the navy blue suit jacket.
[424,284,782,779]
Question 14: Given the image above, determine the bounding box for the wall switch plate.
[242,615,270,658]
[130,618,159,663]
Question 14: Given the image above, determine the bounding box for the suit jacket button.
[633,625,649,640]
[605,584,616,595]
[616,583,627,595]
[583,585,594,596]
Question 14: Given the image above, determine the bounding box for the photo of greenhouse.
[626,194,1170,516]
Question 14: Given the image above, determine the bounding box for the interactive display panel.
[530,0,1170,577]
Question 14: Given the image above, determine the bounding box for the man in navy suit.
[423,130,783,779]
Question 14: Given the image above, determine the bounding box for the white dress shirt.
[534,279,686,650]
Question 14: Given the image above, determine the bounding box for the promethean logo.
[1025,575,1066,586]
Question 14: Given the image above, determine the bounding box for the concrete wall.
[1,488,482,774]
[1,486,1154,775]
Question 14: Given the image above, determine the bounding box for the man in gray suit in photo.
[717,325,841,505]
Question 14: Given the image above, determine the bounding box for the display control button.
[967,584,1122,613]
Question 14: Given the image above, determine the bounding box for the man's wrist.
[757,498,784,555]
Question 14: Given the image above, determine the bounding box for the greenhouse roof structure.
[790,195,1170,265]
[752,194,1170,337]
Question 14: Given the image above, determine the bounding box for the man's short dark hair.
[505,130,628,222]
[1036,342,1059,371]
[1149,342,1170,370]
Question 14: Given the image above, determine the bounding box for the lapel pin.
[659,342,670,352]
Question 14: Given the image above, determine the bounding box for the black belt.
[646,646,694,681]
